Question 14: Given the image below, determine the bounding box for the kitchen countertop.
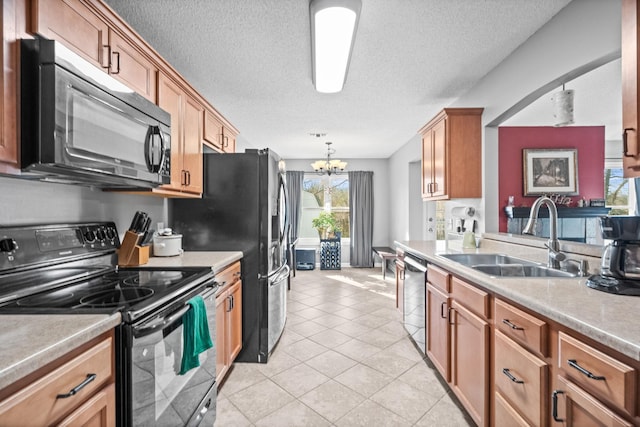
[0,313,121,390]
[145,251,243,273]
[396,240,640,362]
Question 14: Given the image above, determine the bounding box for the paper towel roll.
[451,206,475,218]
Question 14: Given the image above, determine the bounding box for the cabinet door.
[450,299,489,427]
[203,110,223,150]
[215,292,227,384]
[622,0,640,176]
[554,376,633,427]
[229,281,243,361]
[182,94,204,194]
[431,118,447,198]
[495,392,532,427]
[222,128,237,153]
[421,132,434,198]
[108,30,157,102]
[426,283,450,382]
[33,0,109,69]
[157,73,184,192]
[0,0,19,172]
[57,383,115,427]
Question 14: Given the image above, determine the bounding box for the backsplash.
[0,176,166,239]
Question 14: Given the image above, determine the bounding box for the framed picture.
[523,148,578,196]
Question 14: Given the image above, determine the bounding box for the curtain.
[286,171,305,242]
[349,171,374,267]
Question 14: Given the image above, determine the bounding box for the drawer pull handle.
[567,359,605,380]
[56,373,97,399]
[552,390,565,422]
[502,319,524,330]
[502,368,524,384]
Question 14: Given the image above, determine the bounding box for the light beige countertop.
[145,251,243,273]
[396,239,640,362]
[0,313,121,390]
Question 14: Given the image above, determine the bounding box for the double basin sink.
[437,253,578,278]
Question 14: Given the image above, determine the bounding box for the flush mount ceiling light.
[311,142,347,175]
[309,0,361,93]
[551,84,574,127]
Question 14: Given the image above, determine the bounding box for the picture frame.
[523,148,578,196]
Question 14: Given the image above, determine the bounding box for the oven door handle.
[133,284,218,338]
[134,305,190,337]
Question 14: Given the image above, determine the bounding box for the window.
[299,174,350,239]
[604,165,636,215]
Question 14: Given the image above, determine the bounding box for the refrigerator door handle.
[262,263,290,282]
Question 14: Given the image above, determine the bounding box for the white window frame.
[604,159,636,215]
[298,174,350,246]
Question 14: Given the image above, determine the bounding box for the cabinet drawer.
[495,330,548,426]
[558,332,636,416]
[451,276,489,319]
[495,298,548,356]
[427,264,450,293]
[217,261,241,289]
[494,392,532,427]
[555,376,633,427]
[0,336,113,426]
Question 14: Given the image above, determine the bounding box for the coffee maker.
[587,216,640,296]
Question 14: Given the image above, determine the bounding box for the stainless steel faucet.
[522,196,561,269]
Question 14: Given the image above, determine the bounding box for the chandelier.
[310,142,347,175]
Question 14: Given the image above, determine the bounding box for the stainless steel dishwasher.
[403,252,427,354]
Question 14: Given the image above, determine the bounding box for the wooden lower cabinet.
[553,376,633,427]
[426,283,450,381]
[0,332,115,427]
[424,266,489,426]
[494,330,548,426]
[450,298,490,427]
[495,392,532,427]
[215,261,243,385]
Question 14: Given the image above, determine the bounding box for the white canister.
[152,234,183,257]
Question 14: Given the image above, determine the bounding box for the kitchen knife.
[141,216,152,233]
[133,212,148,232]
[129,211,143,231]
[139,230,154,246]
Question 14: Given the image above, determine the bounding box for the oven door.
[124,285,217,426]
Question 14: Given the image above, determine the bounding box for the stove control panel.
[0,222,120,271]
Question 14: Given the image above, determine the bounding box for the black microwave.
[20,38,170,188]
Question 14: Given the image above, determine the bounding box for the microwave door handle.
[144,125,164,173]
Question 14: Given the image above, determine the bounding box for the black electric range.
[0,222,219,426]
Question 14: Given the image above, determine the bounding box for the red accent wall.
[498,126,605,232]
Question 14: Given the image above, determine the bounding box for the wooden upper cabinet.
[158,73,184,193]
[204,109,224,151]
[33,0,109,69]
[622,0,640,177]
[107,30,157,102]
[0,0,21,174]
[420,108,483,200]
[33,0,158,103]
[157,73,203,196]
[182,93,204,194]
[204,108,236,153]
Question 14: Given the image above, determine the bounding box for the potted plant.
[311,211,339,239]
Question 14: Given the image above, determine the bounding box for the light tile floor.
[215,267,474,426]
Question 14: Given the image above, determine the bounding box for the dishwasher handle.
[404,254,427,272]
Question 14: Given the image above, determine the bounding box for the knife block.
[118,230,150,266]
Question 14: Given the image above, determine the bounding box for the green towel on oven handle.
[179,295,213,375]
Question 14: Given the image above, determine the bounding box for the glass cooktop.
[0,267,214,320]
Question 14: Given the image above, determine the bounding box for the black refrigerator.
[169,148,290,363]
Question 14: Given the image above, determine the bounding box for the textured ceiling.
[103,0,574,159]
